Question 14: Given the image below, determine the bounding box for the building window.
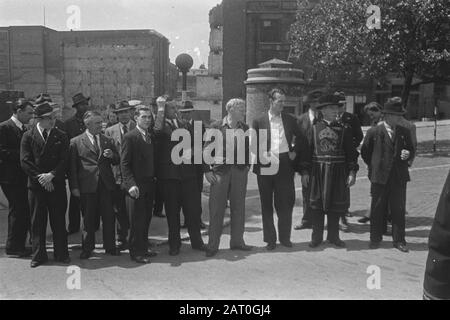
[260,19,281,43]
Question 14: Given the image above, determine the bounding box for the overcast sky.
[0,0,222,68]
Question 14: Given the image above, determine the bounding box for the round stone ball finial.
[175,53,194,73]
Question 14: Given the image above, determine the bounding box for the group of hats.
[32,93,59,118]
[364,97,405,115]
[305,89,405,115]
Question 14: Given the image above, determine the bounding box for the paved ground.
[1,153,449,300]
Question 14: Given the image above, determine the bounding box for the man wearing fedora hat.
[64,92,90,235]
[294,89,323,231]
[105,101,136,250]
[34,93,65,131]
[361,97,415,253]
[306,93,359,248]
[0,99,34,258]
[153,96,206,256]
[179,100,207,230]
[20,102,70,267]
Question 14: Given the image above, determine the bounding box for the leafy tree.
[289,0,450,108]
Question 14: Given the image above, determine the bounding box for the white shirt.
[85,130,101,151]
[37,123,51,142]
[268,111,289,154]
[381,121,394,140]
[120,122,132,136]
[11,115,25,131]
[308,108,316,124]
[136,125,149,142]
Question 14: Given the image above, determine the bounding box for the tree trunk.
[401,68,415,110]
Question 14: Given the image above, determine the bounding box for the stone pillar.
[244,59,305,126]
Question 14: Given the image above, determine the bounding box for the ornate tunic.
[309,120,359,213]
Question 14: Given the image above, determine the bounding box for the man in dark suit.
[64,93,90,235]
[179,100,207,230]
[149,98,166,219]
[69,111,120,259]
[153,96,206,256]
[121,105,158,264]
[105,101,136,250]
[361,98,414,253]
[0,99,34,257]
[252,88,309,250]
[336,91,364,231]
[20,103,70,268]
[294,89,323,231]
[34,93,65,131]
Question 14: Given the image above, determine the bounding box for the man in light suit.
[69,111,120,259]
[121,105,158,264]
[105,101,136,250]
[20,103,70,268]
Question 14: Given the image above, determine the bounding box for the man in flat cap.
[104,101,136,250]
[361,97,414,253]
[294,89,323,231]
[20,103,70,267]
[64,93,90,235]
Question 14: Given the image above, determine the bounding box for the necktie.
[42,129,48,141]
[123,124,128,135]
[21,126,27,134]
[93,135,100,155]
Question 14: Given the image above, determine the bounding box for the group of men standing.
[0,86,416,268]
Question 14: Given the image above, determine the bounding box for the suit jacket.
[340,111,364,148]
[186,119,206,178]
[69,132,119,194]
[0,119,28,185]
[64,115,85,139]
[120,127,156,191]
[104,121,136,184]
[205,118,250,174]
[20,125,69,190]
[297,112,314,148]
[361,123,414,185]
[153,112,197,180]
[251,112,309,175]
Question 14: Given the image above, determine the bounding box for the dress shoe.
[393,243,409,253]
[294,222,312,230]
[80,251,92,259]
[205,249,218,257]
[117,241,128,251]
[369,242,380,249]
[200,221,207,229]
[132,255,151,264]
[105,249,121,256]
[265,243,276,251]
[230,244,253,251]
[67,229,79,235]
[192,244,208,252]
[153,211,166,218]
[6,247,32,257]
[30,260,43,268]
[169,248,180,256]
[358,217,370,224]
[328,239,346,248]
[280,241,293,248]
[145,250,158,257]
[309,240,322,248]
[55,257,71,264]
